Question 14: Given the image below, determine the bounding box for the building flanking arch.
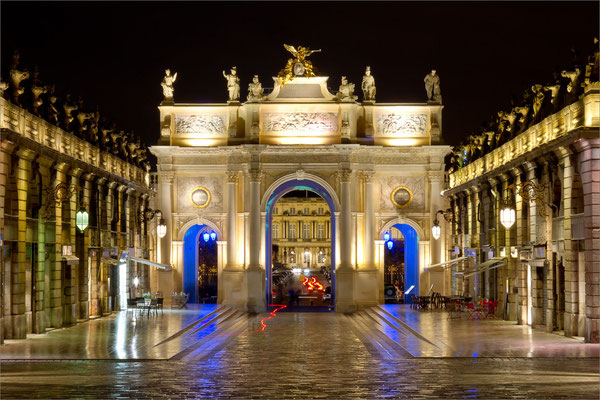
[262,173,339,308]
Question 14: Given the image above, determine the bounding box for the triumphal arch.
[151,46,450,312]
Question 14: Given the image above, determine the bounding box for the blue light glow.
[183,224,206,303]
[384,232,390,241]
[203,232,210,242]
[387,240,393,250]
[210,231,217,241]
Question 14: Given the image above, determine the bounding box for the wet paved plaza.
[1,305,598,399]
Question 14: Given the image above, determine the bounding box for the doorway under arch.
[264,178,338,309]
[384,223,420,300]
[182,224,219,303]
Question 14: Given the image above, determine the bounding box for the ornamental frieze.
[376,114,428,136]
[175,115,227,135]
[262,112,338,133]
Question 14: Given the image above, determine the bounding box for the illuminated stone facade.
[151,75,450,313]
[0,98,154,341]
[444,82,599,343]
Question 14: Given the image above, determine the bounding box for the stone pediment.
[266,77,337,102]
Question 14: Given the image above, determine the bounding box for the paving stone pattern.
[1,306,598,399]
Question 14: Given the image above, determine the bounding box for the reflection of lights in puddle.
[218,304,286,337]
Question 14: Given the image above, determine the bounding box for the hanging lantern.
[386,240,393,250]
[157,217,167,239]
[210,231,217,241]
[76,206,89,231]
[203,232,210,242]
[384,232,390,242]
[432,219,441,240]
[500,205,516,229]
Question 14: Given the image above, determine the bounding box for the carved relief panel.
[176,176,224,213]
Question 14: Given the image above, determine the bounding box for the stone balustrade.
[449,82,599,190]
[0,97,147,188]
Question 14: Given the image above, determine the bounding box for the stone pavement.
[1,305,598,399]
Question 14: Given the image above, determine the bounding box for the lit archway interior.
[388,223,419,300]
[183,224,218,303]
[265,179,336,309]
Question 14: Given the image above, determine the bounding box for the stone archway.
[262,173,340,308]
[180,218,223,304]
[380,217,424,299]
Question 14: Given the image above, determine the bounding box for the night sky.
[2,1,598,155]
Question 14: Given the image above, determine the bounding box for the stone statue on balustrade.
[62,94,78,132]
[530,84,546,124]
[100,119,116,151]
[336,76,358,102]
[75,97,94,138]
[424,69,442,103]
[86,110,100,145]
[0,79,9,99]
[361,66,376,102]
[110,130,124,156]
[46,86,60,126]
[561,67,582,104]
[223,67,240,102]
[9,51,29,106]
[247,75,265,102]
[161,69,177,104]
[30,66,48,117]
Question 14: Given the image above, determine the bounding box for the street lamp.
[432,209,453,240]
[76,206,89,231]
[157,217,167,239]
[143,208,167,239]
[500,199,516,229]
[432,221,441,240]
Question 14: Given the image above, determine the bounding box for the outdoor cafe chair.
[126,298,137,315]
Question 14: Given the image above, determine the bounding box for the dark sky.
[2,1,598,150]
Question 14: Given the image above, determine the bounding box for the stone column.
[336,169,356,313]
[559,149,578,337]
[225,171,238,269]
[576,138,599,343]
[515,170,527,325]
[11,150,34,338]
[363,171,375,269]
[159,172,174,266]
[430,173,443,266]
[246,170,265,313]
[50,163,69,329]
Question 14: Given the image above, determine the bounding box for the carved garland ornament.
[262,112,338,133]
[175,115,227,135]
[376,114,428,135]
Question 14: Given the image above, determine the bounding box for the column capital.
[159,171,176,183]
[248,170,263,183]
[226,170,239,183]
[360,171,375,183]
[339,169,353,182]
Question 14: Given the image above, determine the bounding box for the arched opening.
[383,230,405,303]
[382,223,420,302]
[183,224,219,303]
[264,178,337,311]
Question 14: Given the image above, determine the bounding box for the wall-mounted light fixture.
[76,206,89,231]
[432,208,454,240]
[142,208,167,239]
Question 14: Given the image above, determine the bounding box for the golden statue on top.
[278,44,322,86]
